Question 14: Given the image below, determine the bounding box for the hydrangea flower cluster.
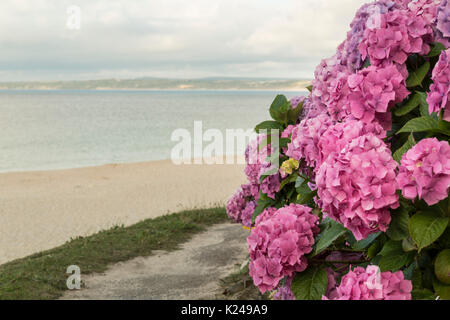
[323,266,412,300]
[347,65,409,128]
[244,135,271,185]
[397,138,450,205]
[316,134,399,240]
[227,0,449,300]
[338,0,399,72]
[248,204,319,293]
[427,49,450,120]
[311,55,352,113]
[436,0,450,47]
[318,118,386,165]
[226,185,253,224]
[405,0,440,24]
[286,113,333,169]
[359,8,433,68]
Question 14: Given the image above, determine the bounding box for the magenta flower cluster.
[323,266,412,300]
[226,183,258,226]
[359,8,433,68]
[397,138,450,205]
[286,113,333,169]
[427,49,450,120]
[405,0,440,24]
[338,0,399,72]
[316,134,399,240]
[318,118,386,165]
[248,204,319,293]
[345,65,409,129]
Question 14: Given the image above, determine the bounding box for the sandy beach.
[0,160,246,265]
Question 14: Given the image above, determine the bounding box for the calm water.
[0,90,305,172]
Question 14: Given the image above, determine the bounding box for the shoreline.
[0,88,309,92]
[0,159,246,265]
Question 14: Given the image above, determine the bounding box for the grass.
[0,207,228,300]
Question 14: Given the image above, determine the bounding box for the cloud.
[0,0,367,80]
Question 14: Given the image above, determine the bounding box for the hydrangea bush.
[227,0,450,300]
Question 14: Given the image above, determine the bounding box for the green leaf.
[402,237,418,252]
[387,204,411,240]
[406,61,430,88]
[295,181,316,205]
[255,120,284,134]
[378,240,414,271]
[367,241,382,259]
[379,240,403,256]
[393,133,416,163]
[269,95,290,123]
[397,116,438,134]
[394,93,422,116]
[379,253,414,272]
[295,176,305,188]
[412,288,436,300]
[279,137,291,148]
[435,249,450,285]
[291,267,328,300]
[314,220,347,255]
[426,42,446,58]
[417,91,430,117]
[352,232,382,250]
[279,173,298,191]
[259,166,278,183]
[434,278,450,300]
[438,119,450,136]
[409,211,449,251]
[287,101,303,124]
[306,85,313,92]
[252,198,274,224]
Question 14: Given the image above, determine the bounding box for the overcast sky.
[0,0,367,81]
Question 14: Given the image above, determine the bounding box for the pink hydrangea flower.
[401,0,440,24]
[316,134,399,240]
[241,200,257,228]
[397,138,450,205]
[318,118,386,164]
[342,65,409,130]
[248,204,319,293]
[359,9,433,67]
[286,113,334,169]
[226,186,251,223]
[338,0,402,72]
[259,163,281,199]
[427,49,450,120]
[312,55,352,113]
[255,207,278,225]
[436,0,450,47]
[245,135,271,185]
[323,266,412,300]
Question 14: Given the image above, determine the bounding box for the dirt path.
[61,223,250,300]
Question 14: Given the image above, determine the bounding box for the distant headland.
[0,77,311,91]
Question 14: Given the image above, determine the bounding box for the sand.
[61,223,249,300]
[0,160,246,265]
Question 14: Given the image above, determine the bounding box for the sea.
[0,90,306,172]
